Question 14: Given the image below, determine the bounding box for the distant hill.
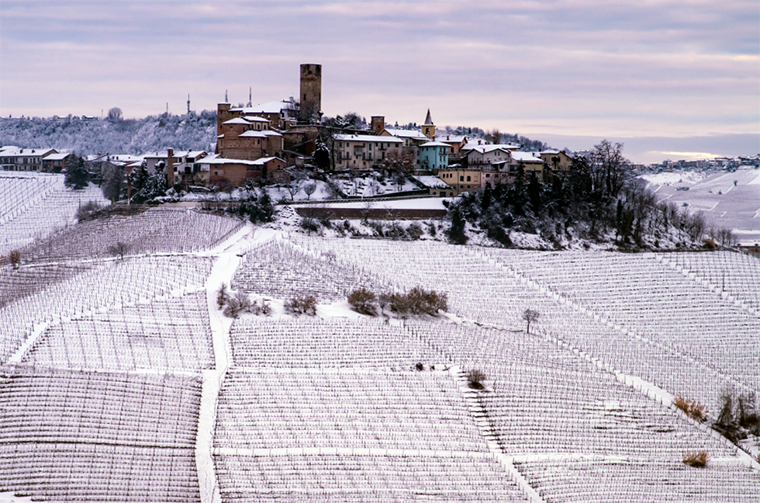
[0,111,217,155]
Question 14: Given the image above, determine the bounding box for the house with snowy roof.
[334,134,403,171]
[195,154,287,187]
[41,152,76,173]
[0,147,57,171]
[510,151,546,181]
[538,149,573,174]
[418,141,450,171]
[435,134,469,154]
[463,145,513,167]
[216,115,284,162]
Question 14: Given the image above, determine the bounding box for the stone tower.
[299,63,322,122]
[371,116,385,135]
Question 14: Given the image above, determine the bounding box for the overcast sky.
[1,0,758,163]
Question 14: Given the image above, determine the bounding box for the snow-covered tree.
[64,155,89,190]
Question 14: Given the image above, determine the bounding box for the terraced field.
[0,195,758,502]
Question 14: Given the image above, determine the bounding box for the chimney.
[166,148,175,187]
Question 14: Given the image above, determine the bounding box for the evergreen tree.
[447,207,468,245]
[127,165,166,203]
[64,155,89,190]
[102,164,126,202]
[313,139,330,171]
[528,172,541,213]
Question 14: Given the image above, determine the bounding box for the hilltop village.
[2,62,758,200]
[0,64,616,196]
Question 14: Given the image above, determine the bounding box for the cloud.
[0,0,758,154]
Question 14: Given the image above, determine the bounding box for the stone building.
[216,116,284,161]
[299,64,322,122]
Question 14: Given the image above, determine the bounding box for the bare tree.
[107,107,123,121]
[379,150,415,177]
[108,241,129,260]
[303,182,317,200]
[286,169,309,201]
[392,170,407,192]
[522,309,540,334]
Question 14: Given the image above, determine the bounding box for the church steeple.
[422,109,435,140]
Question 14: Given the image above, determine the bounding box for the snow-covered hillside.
[0,206,758,502]
[642,167,760,245]
[0,111,217,155]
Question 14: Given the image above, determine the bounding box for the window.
[460,176,464,181]
[466,176,471,181]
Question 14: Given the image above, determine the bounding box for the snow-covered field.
[0,172,110,257]
[641,167,760,245]
[0,204,759,502]
[293,196,451,210]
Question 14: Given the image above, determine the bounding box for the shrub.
[285,295,317,316]
[682,451,709,468]
[223,290,252,318]
[216,284,230,309]
[406,286,448,315]
[486,223,512,246]
[385,223,406,240]
[300,217,319,235]
[713,389,759,442]
[347,288,378,316]
[249,298,272,316]
[389,287,448,316]
[389,292,414,315]
[9,249,21,269]
[466,369,486,390]
[673,396,708,422]
[367,220,385,237]
[76,200,103,221]
[407,223,423,240]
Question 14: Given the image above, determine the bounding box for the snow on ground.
[0,493,33,503]
[641,167,760,244]
[640,171,706,186]
[293,197,452,210]
[334,176,422,198]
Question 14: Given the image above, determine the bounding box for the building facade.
[418,141,450,171]
[216,116,284,161]
[438,168,482,195]
[334,134,403,171]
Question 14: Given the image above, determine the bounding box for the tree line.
[446,140,733,249]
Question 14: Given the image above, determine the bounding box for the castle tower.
[422,109,435,140]
[300,63,322,122]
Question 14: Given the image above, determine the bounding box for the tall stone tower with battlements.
[299,64,322,122]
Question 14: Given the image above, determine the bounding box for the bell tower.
[422,109,435,140]
[299,63,322,122]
